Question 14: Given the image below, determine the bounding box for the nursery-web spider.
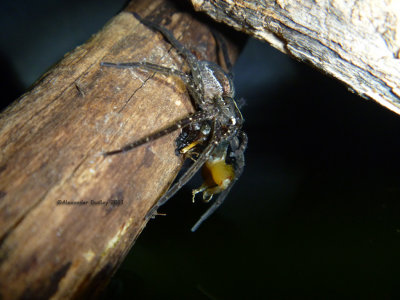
[101,13,247,231]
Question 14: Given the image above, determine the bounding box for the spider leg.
[191,131,248,231]
[145,132,217,220]
[211,29,233,77]
[232,131,248,166]
[103,111,215,156]
[101,61,207,110]
[100,61,190,83]
[132,13,207,103]
[132,13,199,68]
[235,97,246,110]
[191,179,234,232]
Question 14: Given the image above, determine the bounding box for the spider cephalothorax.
[101,12,247,231]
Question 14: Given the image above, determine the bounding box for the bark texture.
[191,0,400,115]
[0,0,241,298]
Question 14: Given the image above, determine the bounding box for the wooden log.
[191,0,400,115]
[0,0,242,298]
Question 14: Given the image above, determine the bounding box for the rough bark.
[0,0,241,298]
[191,0,400,115]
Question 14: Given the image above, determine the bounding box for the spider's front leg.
[100,61,191,86]
[190,131,248,232]
[103,110,215,156]
[191,132,248,203]
[145,137,217,220]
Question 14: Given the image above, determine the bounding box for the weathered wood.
[0,0,242,298]
[191,0,400,115]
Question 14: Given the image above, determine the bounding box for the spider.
[101,12,247,231]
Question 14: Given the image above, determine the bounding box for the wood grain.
[0,0,242,298]
[191,0,400,115]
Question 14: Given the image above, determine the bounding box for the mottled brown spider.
[101,12,247,231]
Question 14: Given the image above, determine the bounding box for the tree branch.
[0,0,242,298]
[191,0,400,115]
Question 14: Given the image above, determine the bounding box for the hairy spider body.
[101,12,247,231]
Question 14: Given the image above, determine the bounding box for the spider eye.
[201,123,211,135]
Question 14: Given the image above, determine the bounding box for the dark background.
[1,1,400,299]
